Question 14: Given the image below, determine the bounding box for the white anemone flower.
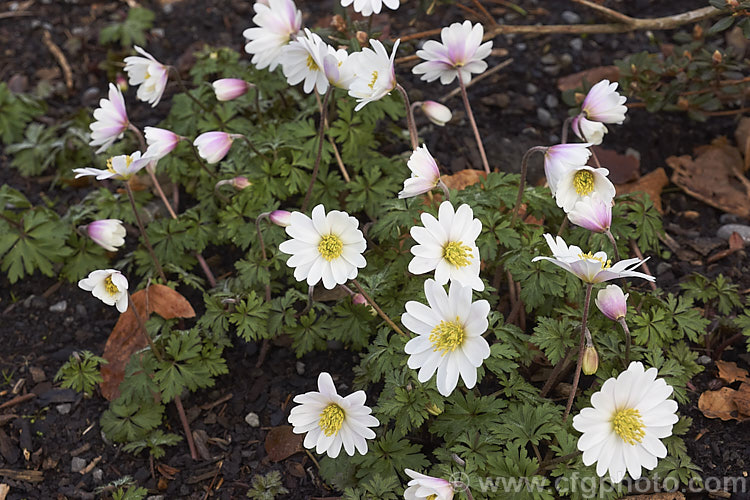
[543,143,592,195]
[123,46,169,107]
[402,279,490,397]
[581,79,628,124]
[412,21,493,85]
[555,165,615,213]
[532,234,655,284]
[567,194,612,233]
[144,127,181,161]
[573,361,678,483]
[399,146,441,199]
[347,39,400,111]
[572,115,608,145]
[341,0,399,16]
[278,204,367,289]
[288,372,379,458]
[243,0,302,71]
[595,284,628,321]
[78,269,129,313]
[193,131,236,164]
[280,29,332,94]
[89,83,129,154]
[409,201,484,291]
[73,151,151,181]
[404,469,454,500]
[323,48,356,90]
[85,219,126,252]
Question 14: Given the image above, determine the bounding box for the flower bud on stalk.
[582,343,599,375]
[212,78,252,101]
[269,210,292,227]
[84,219,126,252]
[595,284,628,321]
[420,101,452,126]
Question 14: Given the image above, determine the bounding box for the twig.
[302,88,332,212]
[174,395,199,461]
[328,137,350,183]
[469,0,497,26]
[42,30,73,90]
[352,279,407,337]
[439,59,513,103]
[629,239,657,291]
[572,0,634,24]
[0,393,35,411]
[124,183,167,283]
[0,11,36,19]
[540,348,574,398]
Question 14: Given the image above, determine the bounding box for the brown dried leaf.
[441,169,485,191]
[735,116,750,171]
[698,387,749,421]
[616,167,668,213]
[556,66,620,93]
[265,425,303,462]
[734,383,750,416]
[716,360,750,384]
[589,146,640,184]
[100,284,196,401]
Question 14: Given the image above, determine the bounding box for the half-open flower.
[243,0,302,71]
[123,46,169,107]
[595,284,628,321]
[555,165,615,213]
[194,131,236,164]
[340,0,399,16]
[420,101,452,126]
[581,79,628,124]
[543,143,592,195]
[572,115,608,145]
[73,151,151,181]
[85,219,126,252]
[212,78,251,101]
[347,39,400,111]
[89,83,129,154]
[145,127,181,161]
[323,48,355,90]
[567,194,612,233]
[78,269,129,313]
[404,469,454,500]
[399,146,441,199]
[280,28,332,94]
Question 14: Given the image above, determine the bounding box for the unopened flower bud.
[352,293,368,306]
[212,78,251,101]
[677,97,690,110]
[426,403,443,416]
[712,50,722,64]
[582,344,599,375]
[269,210,292,227]
[194,131,236,164]
[692,24,703,39]
[85,219,126,252]
[115,74,128,92]
[595,284,628,321]
[232,176,252,190]
[420,101,452,126]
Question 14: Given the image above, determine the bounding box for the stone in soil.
[70,456,86,473]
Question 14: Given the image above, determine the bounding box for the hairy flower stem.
[561,115,574,144]
[452,481,475,500]
[187,142,218,179]
[618,317,632,365]
[253,214,274,368]
[302,87,332,212]
[396,84,419,150]
[563,282,593,422]
[605,229,620,262]
[457,72,490,174]
[511,146,547,224]
[314,91,350,183]
[124,183,167,283]
[352,279,407,337]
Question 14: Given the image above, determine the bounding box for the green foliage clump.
[54,351,107,396]
[246,470,289,500]
[99,7,155,48]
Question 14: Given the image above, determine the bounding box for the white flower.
[193,132,236,164]
[543,143,591,195]
[409,201,484,291]
[420,101,452,126]
[399,146,441,199]
[573,361,678,483]
[581,79,628,124]
[555,165,615,213]
[73,151,151,181]
[123,46,169,107]
[278,204,367,289]
[532,234,655,284]
[212,78,251,101]
[340,0,399,16]
[572,115,608,145]
[89,83,129,154]
[288,372,379,458]
[412,21,493,85]
[323,48,356,90]
[347,39,400,111]
[280,29,332,94]
[595,284,628,321]
[243,0,302,71]
[144,127,181,161]
[86,219,126,252]
[567,194,612,233]
[78,269,129,313]
[402,279,490,396]
[404,469,454,500]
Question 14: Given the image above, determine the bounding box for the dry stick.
[328,136,351,183]
[352,279,407,337]
[438,59,514,103]
[629,239,657,291]
[540,348,574,398]
[396,84,419,150]
[470,0,497,26]
[511,146,547,224]
[302,88,332,212]
[42,30,73,90]
[457,72,491,175]
[124,183,167,283]
[618,317,632,366]
[563,283,593,422]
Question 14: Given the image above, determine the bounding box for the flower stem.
[302,87,332,212]
[452,481,475,500]
[511,146,547,224]
[396,84,418,150]
[618,317,632,365]
[561,115,574,144]
[438,179,451,201]
[236,134,270,163]
[604,228,620,262]
[168,66,215,117]
[352,279,407,337]
[563,282,593,422]
[457,72,490,174]
[187,141,218,179]
[254,213,274,368]
[124,183,167,283]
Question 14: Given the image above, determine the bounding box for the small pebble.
[71,457,86,473]
[569,38,583,51]
[559,53,573,67]
[540,54,556,65]
[75,304,87,317]
[717,224,750,243]
[697,355,712,365]
[93,468,103,483]
[561,10,581,24]
[545,94,559,108]
[147,496,165,500]
[295,361,305,375]
[537,108,554,127]
[525,83,538,95]
[49,300,67,313]
[542,65,561,76]
[56,403,72,415]
[655,262,672,276]
[515,42,527,51]
[244,412,260,427]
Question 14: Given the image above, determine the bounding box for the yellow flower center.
[612,408,646,445]
[104,275,119,296]
[318,234,344,261]
[106,155,133,175]
[427,496,437,500]
[577,252,611,270]
[368,70,378,89]
[319,403,345,437]
[442,241,472,268]
[573,170,595,196]
[306,54,319,71]
[429,317,465,355]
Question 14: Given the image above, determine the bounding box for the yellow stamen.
[306,54,319,71]
[612,408,646,445]
[573,170,595,196]
[426,496,437,500]
[319,403,345,437]
[104,275,119,296]
[106,155,133,174]
[368,71,378,89]
[577,252,611,269]
[442,241,472,268]
[318,234,344,261]
[429,317,465,355]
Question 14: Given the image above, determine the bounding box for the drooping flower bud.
[582,344,599,375]
[115,74,128,92]
[144,127,181,161]
[420,101,452,126]
[595,284,628,321]
[352,293,368,306]
[232,176,252,190]
[85,219,126,252]
[194,131,236,164]
[212,78,251,101]
[269,210,292,227]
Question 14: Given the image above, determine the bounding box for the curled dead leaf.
[716,360,750,384]
[698,387,750,422]
[616,167,668,213]
[440,169,486,191]
[265,425,303,462]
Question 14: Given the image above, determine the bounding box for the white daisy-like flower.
[243,0,302,71]
[573,361,678,483]
[347,39,400,111]
[402,279,490,397]
[543,143,592,195]
[572,115,608,145]
[555,165,615,213]
[404,469,454,500]
[144,127,181,161]
[85,219,126,252]
[412,21,493,85]
[73,151,151,181]
[595,284,628,321]
[409,201,484,291]
[341,0,399,16]
[280,29,332,94]
[288,372,379,458]
[278,204,367,289]
[323,48,356,90]
[532,234,655,284]
[123,46,169,107]
[399,145,441,199]
[581,79,628,124]
[567,193,612,233]
[89,83,129,154]
[78,269,129,313]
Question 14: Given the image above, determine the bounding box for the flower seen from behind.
[123,46,169,107]
[144,127,181,161]
[85,219,126,252]
[543,143,591,195]
[595,284,628,321]
[78,269,129,313]
[212,78,251,101]
[581,79,627,124]
[340,0,399,16]
[89,83,129,154]
[288,372,379,458]
[572,115,608,145]
[347,39,400,111]
[420,100,452,126]
[399,145,441,199]
[243,0,302,71]
[404,469,454,500]
[73,151,151,181]
[555,165,615,213]
[280,29,332,94]
[193,132,236,164]
[573,361,678,483]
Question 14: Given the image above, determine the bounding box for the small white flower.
[323,48,356,90]
[412,21,493,85]
[78,269,129,313]
[288,372,379,458]
[573,361,678,483]
[420,101,452,126]
[402,279,490,396]
[347,39,400,111]
[409,201,484,291]
[243,0,302,71]
[89,83,129,154]
[340,0,399,16]
[555,165,615,213]
[144,127,181,161]
[212,78,251,101]
[581,79,628,124]
[595,284,628,321]
[280,29,332,94]
[193,132,236,164]
[123,46,169,107]
[532,234,655,284]
[572,115,608,145]
[86,219,126,252]
[73,151,151,181]
[543,143,592,195]
[404,469,454,500]
[278,204,367,289]
[567,194,612,233]
[399,146,441,199]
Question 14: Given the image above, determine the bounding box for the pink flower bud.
[232,176,252,190]
[144,127,181,161]
[352,293,368,306]
[595,284,628,321]
[86,219,126,252]
[212,78,251,101]
[115,74,128,92]
[194,131,235,164]
[269,210,292,227]
[420,101,452,126]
